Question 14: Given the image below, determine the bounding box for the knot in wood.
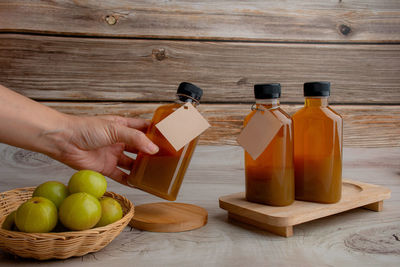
[344,225,400,255]
[152,48,167,61]
[105,15,117,25]
[339,24,351,36]
[237,77,248,86]
[4,148,54,168]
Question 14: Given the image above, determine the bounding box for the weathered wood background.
[0,0,399,147]
[0,2,399,265]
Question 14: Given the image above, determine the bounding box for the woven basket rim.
[0,186,134,237]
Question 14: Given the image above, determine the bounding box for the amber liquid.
[244,101,295,206]
[293,97,343,203]
[127,102,199,201]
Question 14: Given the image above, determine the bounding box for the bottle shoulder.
[327,106,343,119]
[152,103,182,123]
[156,103,184,114]
[155,102,181,112]
[245,107,292,126]
[293,106,342,123]
[275,107,293,125]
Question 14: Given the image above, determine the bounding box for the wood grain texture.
[0,145,399,265]
[41,102,400,148]
[130,202,208,232]
[1,0,400,42]
[1,35,400,104]
[345,225,400,255]
[229,212,293,237]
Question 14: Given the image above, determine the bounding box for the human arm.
[0,84,159,185]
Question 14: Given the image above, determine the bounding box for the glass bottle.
[127,82,203,201]
[293,82,343,203]
[244,83,294,206]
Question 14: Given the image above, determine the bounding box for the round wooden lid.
[129,202,208,232]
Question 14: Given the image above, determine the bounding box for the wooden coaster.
[129,202,208,232]
[219,179,391,238]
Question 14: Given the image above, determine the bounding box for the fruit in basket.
[2,210,16,230]
[59,192,101,230]
[68,170,107,198]
[95,197,123,227]
[33,181,69,209]
[52,222,69,232]
[15,197,58,233]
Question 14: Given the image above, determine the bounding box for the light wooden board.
[41,102,400,148]
[129,202,208,232]
[1,0,400,42]
[219,180,391,237]
[0,145,399,266]
[1,34,400,104]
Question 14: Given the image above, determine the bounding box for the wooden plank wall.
[0,0,399,147]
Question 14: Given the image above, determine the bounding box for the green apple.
[59,192,101,231]
[2,210,16,230]
[33,181,69,209]
[68,170,107,198]
[95,197,123,227]
[15,197,58,233]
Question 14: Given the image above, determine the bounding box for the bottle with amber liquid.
[127,82,203,201]
[244,84,294,206]
[293,82,343,203]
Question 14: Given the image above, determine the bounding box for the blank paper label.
[156,103,211,151]
[237,111,283,160]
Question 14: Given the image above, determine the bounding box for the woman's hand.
[0,84,158,185]
[54,115,159,186]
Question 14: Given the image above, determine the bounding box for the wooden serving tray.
[219,179,391,237]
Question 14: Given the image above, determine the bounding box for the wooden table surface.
[0,144,399,266]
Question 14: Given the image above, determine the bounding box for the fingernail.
[146,143,159,154]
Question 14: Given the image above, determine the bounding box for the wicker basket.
[0,187,134,260]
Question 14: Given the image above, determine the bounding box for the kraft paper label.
[156,103,211,151]
[237,110,283,160]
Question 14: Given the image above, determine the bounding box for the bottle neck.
[304,97,328,107]
[255,98,280,109]
[175,95,199,106]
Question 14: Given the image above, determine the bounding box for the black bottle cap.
[254,83,281,99]
[304,82,330,97]
[177,82,203,102]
